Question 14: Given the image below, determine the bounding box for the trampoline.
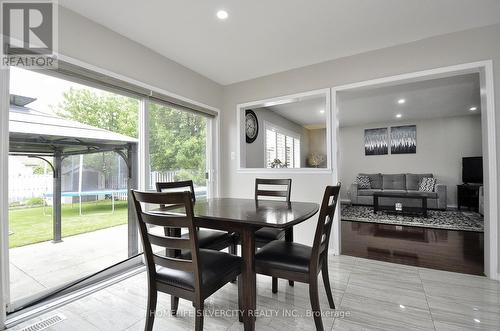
[44,189,128,215]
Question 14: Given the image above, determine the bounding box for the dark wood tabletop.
[190,198,319,228]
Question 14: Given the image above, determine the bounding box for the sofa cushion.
[358,189,382,196]
[406,173,433,191]
[380,189,407,194]
[355,175,371,189]
[360,173,382,189]
[382,174,406,190]
[407,190,438,198]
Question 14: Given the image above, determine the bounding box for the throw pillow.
[419,177,436,192]
[356,175,371,189]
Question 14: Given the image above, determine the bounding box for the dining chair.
[255,185,341,331]
[156,180,238,255]
[131,190,242,331]
[254,178,293,292]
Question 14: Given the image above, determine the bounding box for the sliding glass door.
[7,67,140,310]
[147,101,213,199]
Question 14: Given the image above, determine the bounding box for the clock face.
[245,109,258,143]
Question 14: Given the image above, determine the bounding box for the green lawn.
[8,200,128,248]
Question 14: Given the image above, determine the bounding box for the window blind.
[40,60,217,118]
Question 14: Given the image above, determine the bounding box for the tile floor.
[7,255,500,331]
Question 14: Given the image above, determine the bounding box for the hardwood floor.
[341,220,484,275]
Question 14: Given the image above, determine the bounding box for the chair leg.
[238,275,243,323]
[145,289,157,331]
[322,260,335,309]
[194,302,204,331]
[272,277,278,293]
[309,278,324,331]
[171,295,179,316]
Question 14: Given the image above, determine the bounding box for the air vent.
[19,313,66,331]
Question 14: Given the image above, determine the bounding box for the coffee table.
[373,191,428,218]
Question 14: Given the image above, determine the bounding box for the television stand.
[457,184,481,212]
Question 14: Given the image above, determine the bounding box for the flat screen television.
[462,157,483,184]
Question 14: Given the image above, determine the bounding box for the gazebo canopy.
[8,94,138,156]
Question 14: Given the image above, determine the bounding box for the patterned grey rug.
[341,205,484,232]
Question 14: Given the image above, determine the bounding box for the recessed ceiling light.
[396,113,402,118]
[399,304,406,309]
[469,106,478,111]
[216,10,228,20]
[398,99,406,104]
[319,109,325,114]
[473,318,481,323]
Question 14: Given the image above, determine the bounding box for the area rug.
[341,205,484,232]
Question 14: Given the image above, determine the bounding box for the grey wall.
[245,108,309,167]
[339,115,482,206]
[58,7,222,109]
[308,128,327,167]
[221,23,500,273]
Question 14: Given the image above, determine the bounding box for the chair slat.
[148,233,191,250]
[256,190,288,197]
[133,190,187,204]
[141,212,188,227]
[256,178,291,185]
[153,254,194,272]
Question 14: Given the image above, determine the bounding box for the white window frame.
[264,121,301,168]
[236,88,332,174]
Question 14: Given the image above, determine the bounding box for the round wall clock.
[245,109,259,143]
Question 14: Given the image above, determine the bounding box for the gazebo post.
[52,150,62,243]
[127,143,139,256]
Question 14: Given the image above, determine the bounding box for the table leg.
[241,227,256,331]
[285,228,294,286]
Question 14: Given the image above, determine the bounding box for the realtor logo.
[1,0,58,68]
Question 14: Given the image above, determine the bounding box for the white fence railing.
[149,170,178,189]
[8,174,52,203]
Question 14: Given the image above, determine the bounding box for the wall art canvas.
[390,125,417,154]
[364,128,388,155]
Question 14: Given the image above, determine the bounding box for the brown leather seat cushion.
[181,229,235,250]
[255,227,286,242]
[156,249,242,291]
[255,240,312,273]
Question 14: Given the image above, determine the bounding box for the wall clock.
[245,109,259,143]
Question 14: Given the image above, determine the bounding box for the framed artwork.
[391,125,416,154]
[364,128,388,155]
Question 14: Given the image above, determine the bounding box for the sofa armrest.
[350,183,359,204]
[435,184,447,210]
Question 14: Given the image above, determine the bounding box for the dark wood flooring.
[341,220,484,275]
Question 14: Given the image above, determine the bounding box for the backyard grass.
[8,200,128,248]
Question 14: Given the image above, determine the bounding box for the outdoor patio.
[9,225,129,303]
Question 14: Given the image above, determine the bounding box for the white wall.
[221,23,500,272]
[245,107,309,167]
[339,115,483,206]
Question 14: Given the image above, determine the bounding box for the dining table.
[158,197,319,331]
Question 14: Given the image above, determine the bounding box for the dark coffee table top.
[373,191,429,199]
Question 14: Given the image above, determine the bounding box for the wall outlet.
[395,202,403,211]
[230,152,236,160]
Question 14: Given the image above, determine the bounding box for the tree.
[54,88,207,186]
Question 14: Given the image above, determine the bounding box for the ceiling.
[338,73,480,127]
[266,96,326,127]
[59,0,500,85]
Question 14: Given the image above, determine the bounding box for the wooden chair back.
[156,180,196,203]
[310,185,341,271]
[255,178,292,202]
[131,190,201,292]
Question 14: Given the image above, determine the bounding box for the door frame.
[331,60,498,280]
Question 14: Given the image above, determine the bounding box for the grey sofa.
[349,173,447,210]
